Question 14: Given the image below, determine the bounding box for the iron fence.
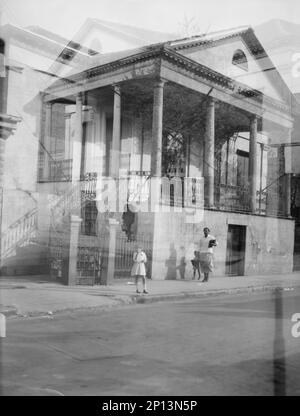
[76,246,102,284]
[114,232,153,278]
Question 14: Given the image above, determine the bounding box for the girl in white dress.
[131,246,148,294]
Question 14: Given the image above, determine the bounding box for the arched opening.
[232,49,248,71]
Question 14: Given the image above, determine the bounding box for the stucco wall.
[151,209,294,280]
[181,37,285,103]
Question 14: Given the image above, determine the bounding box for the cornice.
[45,45,292,114]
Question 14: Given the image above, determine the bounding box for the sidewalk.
[1,272,300,318]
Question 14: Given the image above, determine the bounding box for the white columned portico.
[249,115,258,213]
[204,96,215,208]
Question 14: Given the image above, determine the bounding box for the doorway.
[226,224,247,276]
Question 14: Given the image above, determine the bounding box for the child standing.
[191,250,201,280]
[131,246,148,294]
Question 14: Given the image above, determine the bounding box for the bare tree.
[177,14,211,38]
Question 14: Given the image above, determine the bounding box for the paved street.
[1,288,300,396]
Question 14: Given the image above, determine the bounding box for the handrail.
[1,208,38,258]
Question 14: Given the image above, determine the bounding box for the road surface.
[1,288,300,396]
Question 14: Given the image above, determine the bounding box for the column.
[151,80,164,177]
[64,113,71,161]
[285,173,291,217]
[0,138,5,189]
[278,143,291,217]
[105,85,121,285]
[106,217,118,284]
[66,94,83,286]
[284,129,292,218]
[110,85,121,177]
[72,93,83,184]
[66,215,82,285]
[249,115,258,213]
[258,143,264,214]
[204,96,215,208]
[0,138,4,272]
[43,102,52,180]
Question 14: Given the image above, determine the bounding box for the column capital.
[70,215,83,224]
[112,84,121,95]
[153,78,166,89]
[207,95,216,104]
[249,113,258,122]
[45,102,52,110]
[76,92,84,102]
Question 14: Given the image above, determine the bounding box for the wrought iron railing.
[1,208,38,260]
[215,184,250,213]
[162,176,203,209]
[214,183,287,217]
[123,174,204,210]
[77,246,102,283]
[114,232,152,278]
[50,172,98,225]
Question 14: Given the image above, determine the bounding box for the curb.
[134,284,295,304]
[2,283,296,319]
[0,305,18,318]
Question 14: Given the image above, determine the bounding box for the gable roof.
[255,19,300,48]
[88,18,178,45]
[165,26,299,111]
[45,23,300,115]
[25,26,70,48]
[46,18,178,77]
[166,25,251,51]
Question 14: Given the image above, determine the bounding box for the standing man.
[199,227,217,282]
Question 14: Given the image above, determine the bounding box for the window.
[0,39,6,112]
[0,39,5,72]
[236,149,249,188]
[232,49,248,71]
[81,200,98,236]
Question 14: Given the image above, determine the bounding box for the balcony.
[214,183,286,217]
[214,184,250,213]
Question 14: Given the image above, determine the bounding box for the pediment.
[173,33,290,105]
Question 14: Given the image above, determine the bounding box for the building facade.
[1,21,299,283]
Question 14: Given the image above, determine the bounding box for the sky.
[1,0,300,39]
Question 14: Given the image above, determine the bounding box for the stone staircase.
[0,208,45,275]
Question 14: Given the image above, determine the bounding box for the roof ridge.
[169,25,251,47]
[89,18,177,38]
